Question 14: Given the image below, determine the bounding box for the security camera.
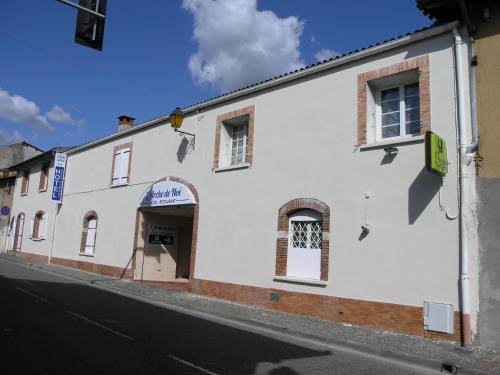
[361,224,371,233]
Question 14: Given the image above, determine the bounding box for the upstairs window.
[111,143,132,186]
[357,55,430,145]
[21,169,30,195]
[214,105,255,170]
[31,210,47,240]
[39,163,49,191]
[229,122,248,166]
[378,83,420,140]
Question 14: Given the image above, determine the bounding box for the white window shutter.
[9,216,16,250]
[30,214,34,239]
[40,212,48,239]
[120,149,130,183]
[85,218,97,254]
[112,150,122,184]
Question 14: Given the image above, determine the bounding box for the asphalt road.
[0,259,439,375]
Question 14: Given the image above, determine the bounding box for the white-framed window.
[112,147,130,186]
[230,123,248,166]
[377,82,420,140]
[287,209,322,280]
[219,116,249,167]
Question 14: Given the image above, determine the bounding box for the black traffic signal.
[74,0,107,51]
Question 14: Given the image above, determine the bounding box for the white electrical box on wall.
[423,302,454,334]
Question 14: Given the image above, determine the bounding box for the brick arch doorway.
[132,177,199,285]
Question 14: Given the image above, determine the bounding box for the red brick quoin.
[275,198,330,281]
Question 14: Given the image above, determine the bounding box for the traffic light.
[74,0,107,51]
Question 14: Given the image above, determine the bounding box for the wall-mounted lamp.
[170,107,195,141]
[383,146,398,155]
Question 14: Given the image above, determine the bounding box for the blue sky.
[0,0,432,150]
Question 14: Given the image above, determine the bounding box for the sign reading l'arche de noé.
[139,180,196,208]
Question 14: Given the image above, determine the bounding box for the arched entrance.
[133,177,199,283]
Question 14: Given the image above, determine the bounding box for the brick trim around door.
[275,198,330,281]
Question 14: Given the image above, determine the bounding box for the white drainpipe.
[453,28,473,347]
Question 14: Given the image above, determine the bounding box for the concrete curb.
[0,254,495,375]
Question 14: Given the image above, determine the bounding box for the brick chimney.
[117,115,135,132]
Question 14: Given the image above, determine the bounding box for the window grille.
[291,221,322,249]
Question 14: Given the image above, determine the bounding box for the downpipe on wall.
[454,27,478,347]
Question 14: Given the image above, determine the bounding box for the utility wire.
[0,32,170,96]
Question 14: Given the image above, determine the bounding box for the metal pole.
[56,0,105,19]
[48,203,59,264]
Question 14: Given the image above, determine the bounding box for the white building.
[5,22,479,344]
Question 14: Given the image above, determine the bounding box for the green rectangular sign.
[425,131,448,176]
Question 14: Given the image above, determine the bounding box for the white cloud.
[0,128,25,146]
[314,48,340,62]
[0,87,54,131]
[183,0,305,92]
[46,105,86,128]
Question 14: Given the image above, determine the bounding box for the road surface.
[0,259,438,374]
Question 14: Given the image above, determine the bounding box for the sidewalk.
[2,253,499,375]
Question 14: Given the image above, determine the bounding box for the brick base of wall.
[189,278,461,342]
[5,250,49,263]
[50,257,133,279]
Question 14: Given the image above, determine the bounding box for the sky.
[0,0,432,150]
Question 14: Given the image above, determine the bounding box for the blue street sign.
[1,206,10,216]
[51,153,67,202]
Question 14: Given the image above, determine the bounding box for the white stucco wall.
[8,159,58,256]
[50,31,473,314]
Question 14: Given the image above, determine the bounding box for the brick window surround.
[39,163,49,191]
[80,211,98,253]
[357,55,430,145]
[213,105,255,169]
[32,210,44,239]
[276,198,330,281]
[110,142,133,186]
[21,169,30,195]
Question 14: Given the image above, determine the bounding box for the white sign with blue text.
[51,153,67,202]
[139,180,195,208]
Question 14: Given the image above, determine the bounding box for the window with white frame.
[378,82,420,140]
[287,209,322,280]
[230,123,248,165]
[111,145,131,186]
[218,116,249,167]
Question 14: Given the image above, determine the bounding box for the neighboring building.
[7,22,481,345]
[418,0,500,350]
[5,147,72,260]
[0,142,43,252]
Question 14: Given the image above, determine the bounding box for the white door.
[7,216,16,250]
[15,214,25,251]
[286,210,322,280]
[84,218,97,254]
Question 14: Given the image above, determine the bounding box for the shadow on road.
[1,273,331,374]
